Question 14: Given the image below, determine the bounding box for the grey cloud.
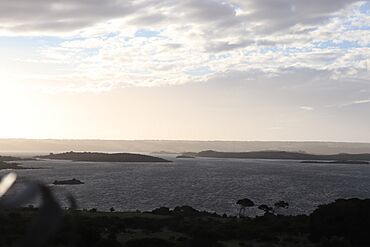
[206,40,254,52]
[243,0,362,33]
[0,0,363,34]
[0,0,365,53]
[163,43,183,49]
[0,0,137,32]
[256,40,277,46]
[128,13,166,25]
[181,0,237,22]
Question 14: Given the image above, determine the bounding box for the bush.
[310,198,370,246]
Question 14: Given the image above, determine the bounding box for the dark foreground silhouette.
[36,151,171,163]
[1,198,370,247]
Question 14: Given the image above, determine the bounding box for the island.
[176,155,195,159]
[36,151,171,163]
[150,151,179,155]
[53,178,84,185]
[182,152,198,157]
[301,160,369,165]
[196,150,370,161]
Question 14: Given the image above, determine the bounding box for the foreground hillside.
[36,151,171,163]
[1,198,369,247]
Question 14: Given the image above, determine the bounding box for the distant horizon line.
[1,138,370,144]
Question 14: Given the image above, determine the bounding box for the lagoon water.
[2,156,370,215]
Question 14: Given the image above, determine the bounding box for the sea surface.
[2,156,370,215]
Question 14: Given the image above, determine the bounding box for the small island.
[301,160,369,165]
[53,178,84,185]
[176,155,195,159]
[36,151,171,163]
[151,151,179,155]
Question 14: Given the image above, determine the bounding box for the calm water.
[2,156,370,215]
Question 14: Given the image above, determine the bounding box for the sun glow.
[0,83,43,138]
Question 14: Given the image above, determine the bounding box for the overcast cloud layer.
[0,0,368,90]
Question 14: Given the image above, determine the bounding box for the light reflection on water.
[2,157,370,215]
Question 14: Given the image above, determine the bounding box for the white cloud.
[342,99,370,107]
[354,99,370,104]
[300,106,314,111]
[0,0,369,92]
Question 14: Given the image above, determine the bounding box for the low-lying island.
[36,151,171,163]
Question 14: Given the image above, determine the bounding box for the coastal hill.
[196,150,370,161]
[36,151,171,163]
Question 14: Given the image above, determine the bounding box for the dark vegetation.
[0,198,369,246]
[36,151,171,163]
[196,150,370,162]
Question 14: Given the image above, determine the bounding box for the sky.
[0,0,369,142]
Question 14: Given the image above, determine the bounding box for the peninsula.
[0,155,35,162]
[36,151,171,163]
[0,161,27,170]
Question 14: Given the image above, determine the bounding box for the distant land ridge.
[36,151,171,163]
[196,150,370,161]
[2,139,370,155]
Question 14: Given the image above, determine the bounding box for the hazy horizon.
[3,137,370,143]
[1,138,370,155]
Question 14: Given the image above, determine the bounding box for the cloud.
[354,99,370,104]
[0,0,364,35]
[243,0,362,33]
[0,0,137,34]
[342,99,370,107]
[300,106,314,111]
[0,0,369,92]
